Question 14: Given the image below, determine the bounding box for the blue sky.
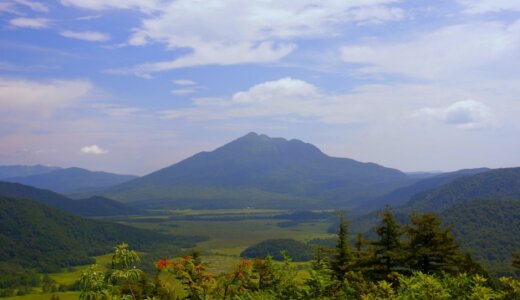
[1,0,520,175]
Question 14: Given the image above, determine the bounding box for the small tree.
[368,205,405,280]
[405,213,462,275]
[107,243,144,299]
[332,212,353,282]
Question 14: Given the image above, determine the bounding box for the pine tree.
[369,206,405,280]
[404,213,462,275]
[332,212,352,282]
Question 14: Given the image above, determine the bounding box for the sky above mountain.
[1,0,520,175]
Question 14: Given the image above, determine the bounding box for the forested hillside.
[0,196,201,272]
[402,167,520,212]
[442,199,520,276]
[359,168,489,211]
[0,181,139,216]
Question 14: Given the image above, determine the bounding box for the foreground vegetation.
[79,209,520,299]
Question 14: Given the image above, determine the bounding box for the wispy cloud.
[14,0,49,13]
[9,17,51,29]
[0,77,93,116]
[93,0,403,76]
[458,0,520,14]
[171,89,196,95]
[60,30,110,42]
[173,79,196,86]
[341,20,520,80]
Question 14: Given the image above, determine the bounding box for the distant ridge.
[5,167,138,194]
[402,167,520,212]
[0,181,139,216]
[97,132,412,209]
[358,168,490,211]
[0,164,60,179]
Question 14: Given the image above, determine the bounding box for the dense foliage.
[241,239,314,262]
[442,199,520,276]
[0,181,139,216]
[0,196,204,272]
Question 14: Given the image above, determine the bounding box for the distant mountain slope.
[0,165,60,179]
[100,133,411,209]
[5,167,138,194]
[402,167,520,212]
[359,168,490,211]
[442,199,520,276]
[0,181,139,216]
[0,196,201,272]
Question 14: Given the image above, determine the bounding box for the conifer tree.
[332,212,352,281]
[369,205,405,280]
[405,213,462,275]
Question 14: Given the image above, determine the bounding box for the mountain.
[98,133,412,209]
[442,199,520,276]
[5,167,138,194]
[0,181,139,216]
[0,196,201,272]
[0,165,61,179]
[402,167,520,212]
[358,168,490,211]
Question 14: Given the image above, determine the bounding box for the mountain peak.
[222,132,323,157]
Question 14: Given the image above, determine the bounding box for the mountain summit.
[100,133,411,209]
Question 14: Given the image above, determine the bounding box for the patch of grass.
[3,292,80,300]
[49,253,112,286]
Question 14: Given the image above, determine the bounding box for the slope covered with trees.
[0,196,202,273]
[442,199,520,276]
[402,167,520,212]
[0,181,139,216]
[359,168,489,211]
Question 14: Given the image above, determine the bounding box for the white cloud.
[9,17,51,29]
[121,42,296,77]
[90,103,140,117]
[14,0,49,12]
[173,79,196,86]
[341,20,520,80]
[232,77,318,103]
[60,0,160,12]
[0,77,93,115]
[171,89,196,95]
[159,77,515,130]
[60,30,110,42]
[90,0,403,75]
[80,144,108,155]
[458,0,520,14]
[415,100,493,129]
